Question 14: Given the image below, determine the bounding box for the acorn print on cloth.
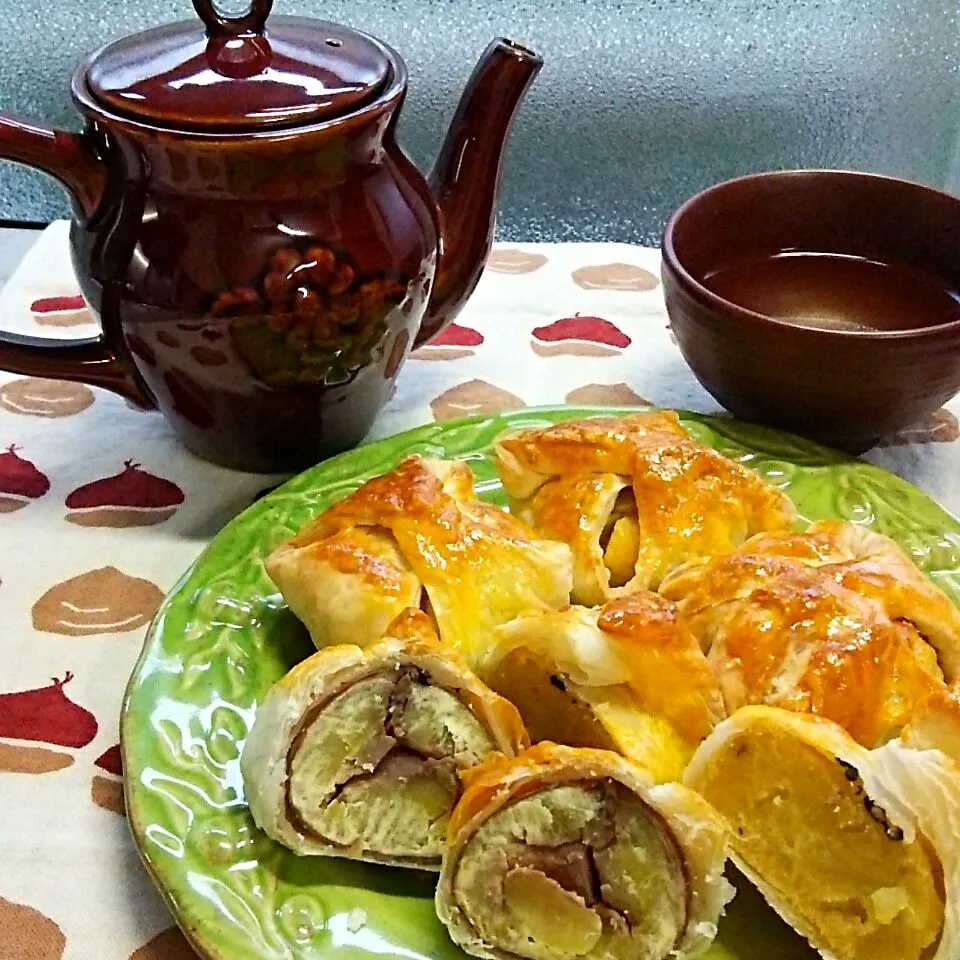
[30,294,91,327]
[571,262,660,291]
[565,383,650,406]
[430,379,525,421]
[0,896,66,959]
[32,567,163,635]
[0,445,49,512]
[531,314,631,357]
[91,744,125,817]
[130,926,199,960]
[879,408,960,446]
[0,672,98,775]
[0,378,95,418]
[65,461,184,527]
[412,322,484,361]
[486,248,548,275]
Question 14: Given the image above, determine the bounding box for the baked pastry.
[266,456,573,667]
[659,520,960,749]
[436,742,732,960]
[240,609,529,869]
[485,592,725,783]
[685,706,960,960]
[494,412,797,603]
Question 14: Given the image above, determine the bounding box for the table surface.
[2,224,960,959]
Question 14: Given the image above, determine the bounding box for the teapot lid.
[84,0,393,131]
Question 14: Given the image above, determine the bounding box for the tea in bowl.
[660,169,960,452]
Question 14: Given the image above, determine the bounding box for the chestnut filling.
[599,489,641,588]
[285,667,495,859]
[453,781,689,960]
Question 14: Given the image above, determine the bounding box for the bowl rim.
[661,167,960,341]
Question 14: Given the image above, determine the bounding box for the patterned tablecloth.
[2,222,960,960]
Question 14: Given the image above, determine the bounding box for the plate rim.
[119,404,960,960]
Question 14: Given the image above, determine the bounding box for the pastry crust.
[494,413,797,601]
[660,520,960,751]
[685,706,960,960]
[437,741,733,960]
[266,456,573,666]
[240,609,529,870]
[485,593,725,783]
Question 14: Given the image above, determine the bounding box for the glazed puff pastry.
[240,609,528,869]
[436,742,733,960]
[266,456,573,667]
[494,412,797,603]
[685,706,960,960]
[662,518,960,680]
[659,520,960,750]
[485,592,725,783]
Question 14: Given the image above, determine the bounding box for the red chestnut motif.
[0,445,50,512]
[65,461,184,527]
[412,322,485,361]
[531,314,631,357]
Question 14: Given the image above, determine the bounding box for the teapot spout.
[418,38,542,344]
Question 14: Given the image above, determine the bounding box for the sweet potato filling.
[600,490,640,588]
[488,650,619,752]
[286,668,495,859]
[453,782,688,960]
[692,729,944,960]
[488,650,691,784]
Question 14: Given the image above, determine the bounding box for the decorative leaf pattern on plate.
[122,406,960,960]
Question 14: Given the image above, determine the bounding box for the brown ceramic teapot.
[0,0,541,471]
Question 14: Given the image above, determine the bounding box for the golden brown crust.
[266,457,573,666]
[662,520,960,751]
[596,593,725,743]
[495,413,797,598]
[495,412,685,500]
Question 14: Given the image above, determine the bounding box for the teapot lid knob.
[192,0,273,37]
[82,0,395,132]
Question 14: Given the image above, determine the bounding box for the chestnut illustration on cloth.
[0,673,98,775]
[32,567,164,635]
[485,248,548,274]
[91,744,125,817]
[65,461,184,527]
[0,896,65,959]
[0,445,50,512]
[565,383,650,406]
[0,377,95,418]
[30,294,91,327]
[430,379,525,420]
[531,314,632,357]
[412,322,485,361]
[571,262,660,291]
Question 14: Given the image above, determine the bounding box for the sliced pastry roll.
[659,520,960,750]
[437,742,733,960]
[494,412,797,603]
[485,592,725,783]
[240,609,528,869]
[266,455,573,667]
[685,706,960,960]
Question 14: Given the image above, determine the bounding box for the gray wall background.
[0,0,958,244]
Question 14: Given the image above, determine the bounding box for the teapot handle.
[193,0,273,37]
[0,330,155,407]
[0,112,154,406]
[0,112,104,220]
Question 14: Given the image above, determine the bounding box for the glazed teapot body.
[0,2,541,471]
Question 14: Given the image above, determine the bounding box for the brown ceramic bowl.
[661,169,960,451]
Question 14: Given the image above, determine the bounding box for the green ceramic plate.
[122,406,960,960]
